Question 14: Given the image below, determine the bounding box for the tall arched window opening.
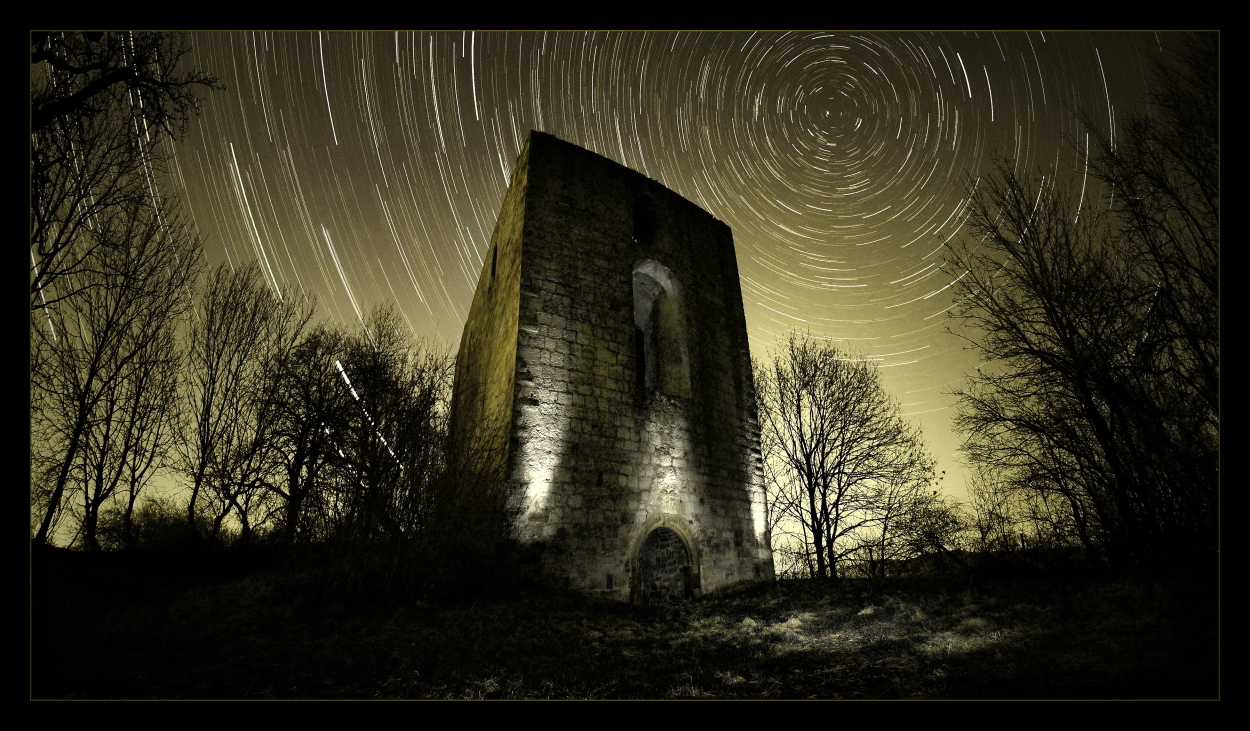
[633,259,691,398]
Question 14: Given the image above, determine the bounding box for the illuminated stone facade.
[451,131,774,600]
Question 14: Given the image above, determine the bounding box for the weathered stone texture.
[451,131,774,600]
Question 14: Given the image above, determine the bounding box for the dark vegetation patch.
[31,545,1217,699]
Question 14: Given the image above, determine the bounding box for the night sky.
[170,31,1170,500]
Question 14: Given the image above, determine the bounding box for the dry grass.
[31,547,1218,699]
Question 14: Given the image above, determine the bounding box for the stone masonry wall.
[449,146,526,491]
[455,131,774,600]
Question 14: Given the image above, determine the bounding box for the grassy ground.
[31,547,1218,699]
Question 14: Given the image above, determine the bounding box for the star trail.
[170,31,1167,499]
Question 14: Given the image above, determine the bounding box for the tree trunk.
[808,484,827,579]
[33,408,89,545]
[123,488,139,550]
[82,492,102,552]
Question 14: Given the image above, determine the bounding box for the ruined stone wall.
[454,131,774,600]
[449,149,526,492]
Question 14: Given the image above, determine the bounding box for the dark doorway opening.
[636,527,692,604]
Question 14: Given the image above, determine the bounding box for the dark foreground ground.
[31,547,1218,699]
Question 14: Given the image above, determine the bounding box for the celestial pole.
[172,31,1168,499]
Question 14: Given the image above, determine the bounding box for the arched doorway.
[636,527,692,604]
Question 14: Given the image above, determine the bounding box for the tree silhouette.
[266,323,350,544]
[945,33,1218,569]
[756,335,936,580]
[320,306,452,548]
[31,196,202,547]
[30,31,219,313]
[30,32,218,547]
[176,262,312,545]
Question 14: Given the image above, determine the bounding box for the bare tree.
[265,323,350,544]
[898,491,971,575]
[320,306,452,548]
[756,335,936,580]
[861,468,936,579]
[30,31,217,548]
[1088,33,1218,422]
[30,198,203,547]
[944,36,1218,569]
[177,262,312,544]
[949,167,1168,567]
[967,468,1026,556]
[30,31,219,312]
[112,324,183,549]
[268,306,467,596]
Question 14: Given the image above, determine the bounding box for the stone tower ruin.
[450,131,774,601]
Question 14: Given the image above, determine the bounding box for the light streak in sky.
[170,31,1165,501]
[228,143,280,299]
[1095,47,1115,151]
[318,32,339,146]
[984,66,994,122]
[322,224,369,342]
[471,31,480,121]
[1076,133,1090,223]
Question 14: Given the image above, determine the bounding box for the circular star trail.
[172,31,1169,499]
